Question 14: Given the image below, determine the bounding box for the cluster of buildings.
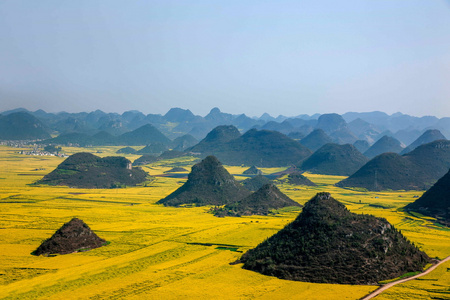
[0,140,69,158]
[18,149,69,158]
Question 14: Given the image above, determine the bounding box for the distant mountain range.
[4,107,450,194]
[0,112,51,140]
[37,123,171,147]
[1,108,449,146]
[2,108,449,180]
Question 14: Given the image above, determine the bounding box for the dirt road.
[361,255,450,300]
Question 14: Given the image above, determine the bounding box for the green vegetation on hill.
[171,134,198,151]
[299,129,333,152]
[316,114,347,134]
[33,218,106,256]
[212,184,301,217]
[37,152,149,188]
[118,124,171,145]
[337,140,450,191]
[353,140,370,153]
[224,129,312,167]
[41,132,95,147]
[285,171,317,186]
[132,151,190,166]
[188,125,241,154]
[44,145,62,154]
[401,129,447,155]
[240,192,430,284]
[116,146,137,154]
[337,153,418,191]
[300,143,368,176]
[241,175,272,191]
[405,169,450,226]
[0,112,51,140]
[132,154,159,166]
[242,166,262,175]
[137,143,169,154]
[158,150,186,160]
[269,166,299,178]
[91,131,115,144]
[42,123,171,146]
[363,135,404,159]
[157,156,251,207]
[188,126,312,167]
[164,167,188,173]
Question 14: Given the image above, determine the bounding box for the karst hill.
[241,175,272,191]
[187,126,312,167]
[401,129,447,155]
[33,218,106,256]
[337,139,450,191]
[157,156,251,206]
[299,129,333,152]
[363,135,404,159]
[171,134,198,151]
[37,152,148,188]
[300,143,368,176]
[0,112,51,140]
[242,165,262,175]
[405,169,450,226]
[285,171,316,186]
[239,192,429,284]
[187,125,241,155]
[213,184,301,217]
[41,123,172,147]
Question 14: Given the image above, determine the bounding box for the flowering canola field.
[0,146,449,299]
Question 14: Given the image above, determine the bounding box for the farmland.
[0,145,449,299]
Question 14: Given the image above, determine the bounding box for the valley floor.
[0,145,449,299]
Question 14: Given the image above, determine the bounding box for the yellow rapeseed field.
[0,145,449,299]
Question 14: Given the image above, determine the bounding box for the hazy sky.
[1,1,449,117]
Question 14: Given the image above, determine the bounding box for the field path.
[361,255,450,300]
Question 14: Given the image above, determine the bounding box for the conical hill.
[240,192,430,284]
[189,127,312,167]
[363,135,404,159]
[242,165,262,175]
[285,171,316,186]
[299,129,333,152]
[300,143,368,176]
[337,140,450,191]
[187,125,241,154]
[242,175,272,191]
[405,169,450,226]
[214,184,301,217]
[353,140,370,153]
[401,129,447,155]
[157,156,251,206]
[33,218,106,255]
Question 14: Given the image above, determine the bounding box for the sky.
[1,0,449,118]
